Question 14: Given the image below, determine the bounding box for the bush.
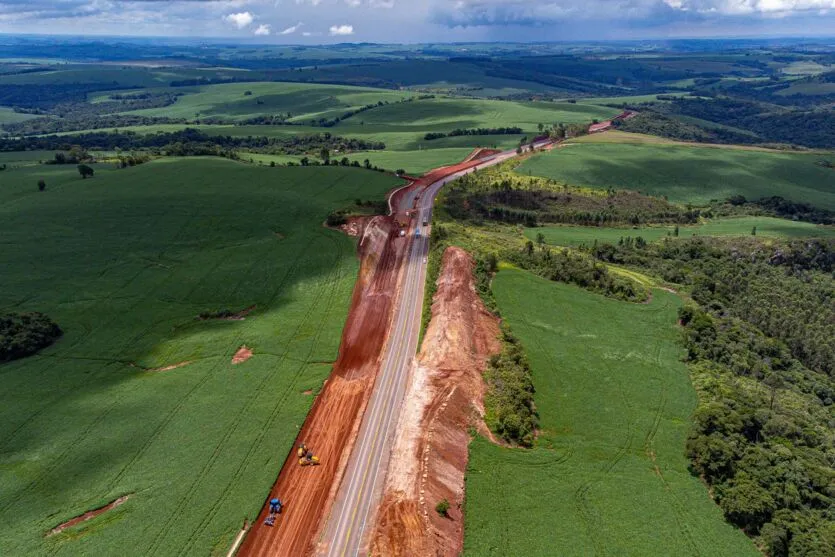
[0,312,62,362]
[435,499,450,517]
[483,327,538,447]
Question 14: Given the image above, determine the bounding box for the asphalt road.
[319,144,547,557]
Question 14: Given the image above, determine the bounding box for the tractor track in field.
[177,233,348,556]
[146,236,342,556]
[103,235,319,503]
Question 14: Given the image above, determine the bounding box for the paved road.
[319,144,547,557]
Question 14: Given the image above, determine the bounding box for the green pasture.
[0,159,401,556]
[464,269,758,556]
[525,217,835,247]
[121,81,417,121]
[0,106,38,126]
[517,142,835,210]
[344,147,475,174]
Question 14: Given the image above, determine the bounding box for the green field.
[464,269,758,556]
[121,81,418,121]
[518,142,835,209]
[344,147,475,174]
[524,217,835,247]
[0,106,38,126]
[0,159,401,555]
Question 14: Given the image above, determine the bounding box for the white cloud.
[329,23,354,34]
[254,23,271,34]
[295,0,323,5]
[223,11,254,28]
[370,0,395,7]
[663,0,835,14]
[344,0,362,6]
[279,21,303,34]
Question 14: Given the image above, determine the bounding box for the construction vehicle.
[264,497,283,527]
[297,443,320,466]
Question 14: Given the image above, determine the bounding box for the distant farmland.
[524,216,835,247]
[464,269,758,556]
[0,158,400,555]
[518,139,835,210]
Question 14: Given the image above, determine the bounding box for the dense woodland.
[0,312,62,362]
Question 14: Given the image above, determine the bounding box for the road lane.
[319,143,549,556]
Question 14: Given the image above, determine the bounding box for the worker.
[269,498,282,514]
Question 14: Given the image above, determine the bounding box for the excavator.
[297,443,320,466]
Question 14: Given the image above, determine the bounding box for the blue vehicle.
[416,228,421,237]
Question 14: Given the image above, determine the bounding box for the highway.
[318,144,546,556]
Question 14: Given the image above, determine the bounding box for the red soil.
[47,495,130,537]
[232,346,253,365]
[462,148,501,163]
[370,247,501,557]
[148,361,191,373]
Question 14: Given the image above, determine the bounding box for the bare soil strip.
[47,495,130,537]
[370,247,501,556]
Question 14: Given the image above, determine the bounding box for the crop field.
[354,97,619,130]
[0,159,401,555]
[122,81,418,121]
[524,216,835,247]
[344,147,475,174]
[464,269,758,556]
[518,141,835,209]
[0,106,38,125]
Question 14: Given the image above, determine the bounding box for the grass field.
[0,159,401,556]
[524,216,835,247]
[464,269,758,556]
[344,147,475,174]
[518,141,835,209]
[121,81,418,121]
[0,106,38,126]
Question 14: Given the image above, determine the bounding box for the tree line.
[424,126,523,141]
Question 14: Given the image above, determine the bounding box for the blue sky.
[1,1,834,42]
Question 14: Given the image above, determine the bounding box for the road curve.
[318,143,548,557]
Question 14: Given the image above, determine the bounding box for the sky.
[1,0,835,42]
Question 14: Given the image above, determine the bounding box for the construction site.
[234,147,527,557]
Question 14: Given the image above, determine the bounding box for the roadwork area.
[370,247,501,557]
[237,144,543,557]
[237,214,410,557]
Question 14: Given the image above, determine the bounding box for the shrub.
[435,499,450,517]
[0,312,62,362]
